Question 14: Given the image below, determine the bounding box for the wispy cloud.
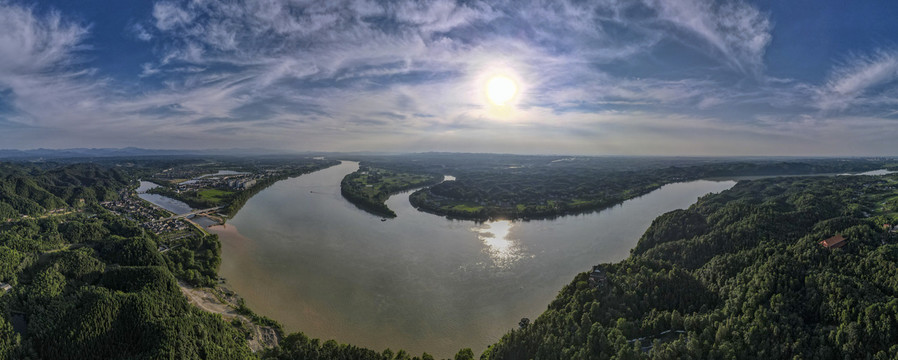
[815,49,898,111]
[0,1,97,129]
[1,0,896,155]
[646,0,772,74]
[0,3,89,75]
[152,1,194,31]
[131,23,153,41]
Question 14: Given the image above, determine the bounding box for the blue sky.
[1,0,898,155]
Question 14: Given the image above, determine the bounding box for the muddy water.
[209,161,735,357]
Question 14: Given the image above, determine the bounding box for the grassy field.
[447,204,484,213]
[346,169,437,201]
[341,167,442,217]
[569,198,595,206]
[860,175,898,221]
[877,194,898,218]
[197,189,234,203]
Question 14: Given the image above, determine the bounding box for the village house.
[0,283,11,292]
[819,234,846,249]
[588,265,607,287]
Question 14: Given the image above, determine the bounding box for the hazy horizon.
[2,0,898,155]
[2,146,898,159]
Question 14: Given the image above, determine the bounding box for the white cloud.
[0,1,98,130]
[153,1,194,31]
[3,0,897,155]
[0,3,88,75]
[132,23,153,41]
[697,96,724,109]
[391,0,498,33]
[645,0,772,74]
[140,63,160,77]
[816,49,898,111]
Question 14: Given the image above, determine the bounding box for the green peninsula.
[340,166,442,218]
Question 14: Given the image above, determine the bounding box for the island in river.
[2,155,898,359]
[340,166,442,218]
[346,154,892,221]
[208,160,737,356]
[137,155,898,357]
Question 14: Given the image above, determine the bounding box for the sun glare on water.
[486,75,518,106]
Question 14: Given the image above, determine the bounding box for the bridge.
[151,206,226,222]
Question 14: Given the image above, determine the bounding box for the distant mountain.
[0,147,299,159]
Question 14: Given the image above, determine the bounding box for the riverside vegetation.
[0,160,431,359]
[2,156,898,359]
[348,154,893,220]
[0,164,256,358]
[145,158,339,216]
[340,166,442,217]
[482,174,898,359]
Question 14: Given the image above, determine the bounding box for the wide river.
[209,161,735,357]
[136,180,193,214]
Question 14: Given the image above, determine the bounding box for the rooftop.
[819,234,847,249]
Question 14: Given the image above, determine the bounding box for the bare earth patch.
[179,281,281,352]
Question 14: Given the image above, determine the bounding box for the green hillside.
[483,175,898,359]
[3,161,898,359]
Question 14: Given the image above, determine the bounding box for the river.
[136,180,194,214]
[207,162,736,357]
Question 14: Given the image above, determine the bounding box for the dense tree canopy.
[483,175,898,359]
[3,158,898,359]
[0,164,127,219]
[0,214,255,359]
[351,154,891,221]
[0,160,431,359]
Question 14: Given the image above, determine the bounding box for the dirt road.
[178,281,280,352]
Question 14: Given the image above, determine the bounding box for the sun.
[486,75,518,106]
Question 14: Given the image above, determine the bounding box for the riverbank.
[408,168,898,222]
[142,162,887,356]
[204,161,738,357]
[339,166,443,218]
[223,162,338,216]
[178,279,281,352]
[142,160,340,217]
[137,171,328,354]
[408,183,664,222]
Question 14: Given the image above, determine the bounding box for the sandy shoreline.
[175,221,281,352]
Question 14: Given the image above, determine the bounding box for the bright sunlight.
[486,75,518,106]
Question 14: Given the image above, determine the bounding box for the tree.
[455,348,475,360]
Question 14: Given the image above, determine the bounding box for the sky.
[1,0,898,156]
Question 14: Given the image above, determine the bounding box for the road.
[151,206,226,222]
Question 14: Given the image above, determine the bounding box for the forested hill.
[484,174,898,359]
[0,160,257,359]
[0,162,438,360]
[1,210,258,359]
[4,160,898,359]
[0,163,128,219]
[388,154,894,221]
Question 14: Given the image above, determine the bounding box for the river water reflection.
[209,161,736,357]
[136,180,194,214]
[472,220,529,269]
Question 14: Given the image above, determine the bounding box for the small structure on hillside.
[820,234,847,249]
[0,282,11,292]
[588,265,607,287]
